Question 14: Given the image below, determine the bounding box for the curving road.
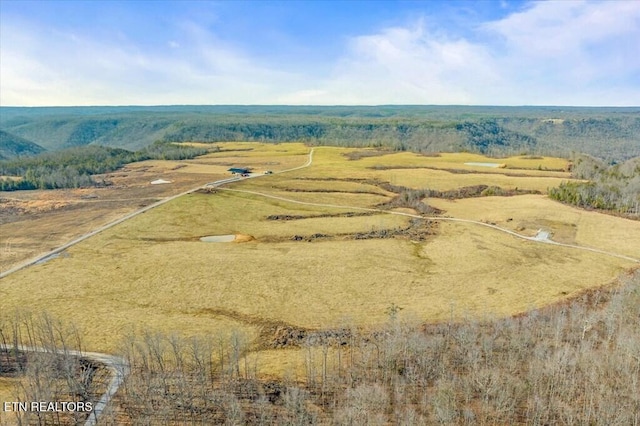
[219,187,640,264]
[1,145,637,425]
[0,148,315,280]
[0,344,128,426]
[0,148,316,424]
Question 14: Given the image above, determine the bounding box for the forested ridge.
[0,130,46,160]
[2,106,638,206]
[0,142,208,191]
[1,105,638,161]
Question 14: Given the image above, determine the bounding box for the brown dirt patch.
[266,211,379,221]
[342,150,394,161]
[234,234,256,243]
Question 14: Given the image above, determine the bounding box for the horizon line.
[2,104,639,109]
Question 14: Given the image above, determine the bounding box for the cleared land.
[0,143,309,273]
[0,378,17,405]
[1,144,637,373]
[429,195,640,258]
[289,149,572,192]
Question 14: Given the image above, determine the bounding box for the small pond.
[200,235,236,243]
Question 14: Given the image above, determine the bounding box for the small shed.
[228,168,250,174]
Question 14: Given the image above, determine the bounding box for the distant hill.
[1,105,638,161]
[0,130,46,160]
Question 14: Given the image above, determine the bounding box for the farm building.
[228,167,250,174]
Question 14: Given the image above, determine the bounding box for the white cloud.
[0,19,304,106]
[486,0,640,56]
[287,1,640,106]
[483,0,640,90]
[278,23,499,105]
[1,1,638,106]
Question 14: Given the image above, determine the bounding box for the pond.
[200,235,236,243]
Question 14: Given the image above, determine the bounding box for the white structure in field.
[150,179,172,185]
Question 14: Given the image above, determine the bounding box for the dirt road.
[0,149,315,280]
[220,187,640,264]
[0,344,128,426]
[0,149,317,423]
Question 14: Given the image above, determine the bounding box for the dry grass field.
[351,150,570,173]
[0,378,16,406]
[1,143,637,379]
[288,148,572,192]
[429,195,640,258]
[0,143,309,273]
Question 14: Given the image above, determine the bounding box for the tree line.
[549,154,640,218]
[2,270,638,424]
[0,142,209,191]
[2,106,639,161]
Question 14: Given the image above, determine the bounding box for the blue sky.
[1,0,638,106]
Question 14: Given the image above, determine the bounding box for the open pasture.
[0,143,308,273]
[385,168,567,192]
[266,178,393,196]
[201,142,311,170]
[286,148,571,192]
[110,189,410,242]
[342,150,570,174]
[1,144,636,361]
[429,195,640,259]
[1,187,630,354]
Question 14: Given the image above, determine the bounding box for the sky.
[1,0,639,106]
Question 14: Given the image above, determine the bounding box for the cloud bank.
[1,1,638,106]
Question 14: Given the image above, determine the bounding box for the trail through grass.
[1,144,635,364]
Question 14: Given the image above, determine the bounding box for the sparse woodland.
[550,155,640,218]
[0,313,110,426]
[2,270,639,425]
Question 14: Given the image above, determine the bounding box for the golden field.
[1,143,637,373]
[429,195,640,258]
[0,378,16,405]
[286,148,572,192]
[0,143,308,273]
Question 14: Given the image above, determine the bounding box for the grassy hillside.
[1,106,638,161]
[3,144,637,354]
[0,130,46,160]
[2,143,639,424]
